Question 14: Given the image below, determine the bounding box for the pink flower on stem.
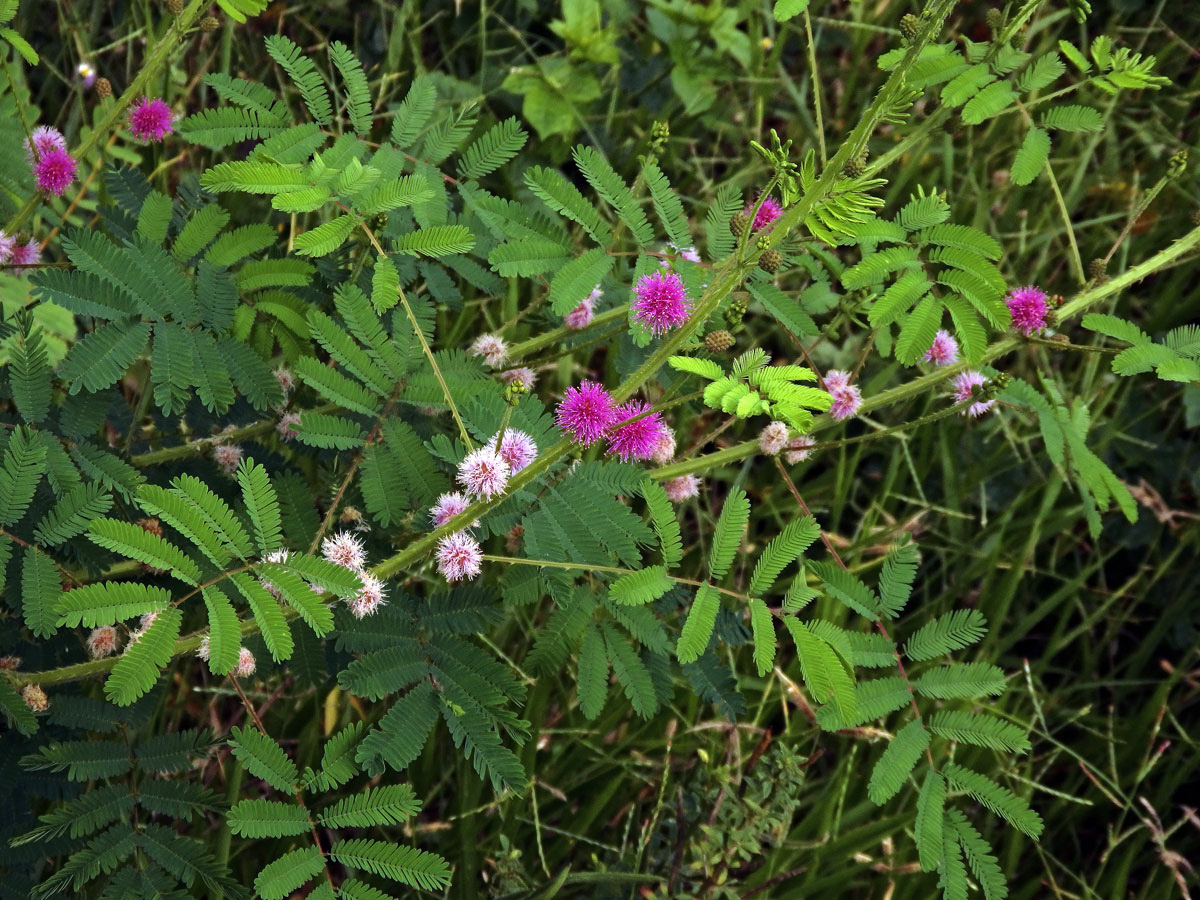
[322,530,367,571]
[952,370,995,417]
[1005,285,1049,336]
[430,491,473,529]
[746,195,782,231]
[606,401,670,463]
[232,647,256,678]
[663,474,700,502]
[489,429,537,474]
[0,232,14,264]
[758,421,790,456]
[556,379,619,447]
[824,369,862,421]
[277,412,301,441]
[34,148,77,195]
[348,572,387,618]
[10,240,40,269]
[564,289,598,330]
[632,271,693,336]
[470,333,509,368]
[437,531,483,582]
[650,428,676,466]
[212,443,243,474]
[24,126,67,162]
[783,435,817,465]
[458,446,511,499]
[86,626,120,659]
[128,98,174,142]
[273,367,295,395]
[922,330,959,367]
[501,367,537,390]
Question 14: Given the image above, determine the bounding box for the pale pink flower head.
[34,148,77,195]
[822,370,862,421]
[436,531,483,582]
[922,330,959,367]
[606,400,670,463]
[348,571,386,618]
[823,369,851,392]
[196,636,211,662]
[663,474,700,503]
[747,195,782,231]
[632,271,693,336]
[758,420,790,456]
[128,97,174,143]
[1005,285,1049,336]
[86,625,120,659]
[322,530,367,571]
[24,126,67,162]
[488,429,537,474]
[564,290,597,330]
[675,244,701,263]
[470,333,508,368]
[952,370,994,417]
[277,412,302,441]
[10,240,40,270]
[556,379,619,446]
[273,367,295,395]
[232,647,256,678]
[430,491,474,529]
[784,435,817,465]
[650,428,676,466]
[22,684,49,712]
[501,367,537,390]
[458,445,511,499]
[213,443,243,474]
[0,232,14,264]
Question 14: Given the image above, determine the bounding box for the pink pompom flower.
[564,289,597,330]
[0,232,14,264]
[663,474,700,502]
[34,148,77,195]
[348,572,387,618]
[86,626,120,659]
[650,428,676,466]
[783,435,817,465]
[273,367,295,395]
[212,443,243,474]
[470,333,509,368]
[952,370,995,417]
[322,530,367,571]
[128,97,174,143]
[489,429,537,474]
[10,240,40,270]
[747,195,782,231]
[430,491,473,529]
[458,446,511,499]
[758,421,790,456]
[557,379,619,447]
[923,330,959,367]
[606,400,670,463]
[277,412,302,441]
[1005,285,1049,336]
[436,531,483,582]
[501,367,537,390]
[232,647,256,678]
[632,271,693,336]
[824,369,862,421]
[24,126,67,162]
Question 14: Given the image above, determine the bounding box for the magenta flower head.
[457,446,511,499]
[632,271,693,336]
[24,126,67,163]
[34,148,77,195]
[1005,285,1049,336]
[824,369,863,421]
[663,474,700,503]
[952,370,994,417]
[437,531,483,582]
[430,491,474,529]
[489,429,537,474]
[556,379,619,446]
[746,195,782,231]
[606,400,669,463]
[10,240,40,270]
[128,98,174,143]
[922,329,959,367]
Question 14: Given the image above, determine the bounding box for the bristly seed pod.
[200,15,220,31]
[1191,208,1200,226]
[758,249,782,274]
[167,0,183,14]
[705,330,734,353]
[899,14,920,39]
[95,77,112,99]
[843,156,866,178]
[729,212,749,238]
[985,8,1003,34]
[1087,258,1108,281]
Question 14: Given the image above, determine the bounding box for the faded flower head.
[277,412,302,441]
[607,400,670,463]
[557,379,619,446]
[470,333,509,368]
[273,366,295,395]
[196,636,211,662]
[501,367,537,390]
[436,531,483,582]
[952,370,994,417]
[746,195,782,231]
[322,529,367,571]
[458,445,511,499]
[212,443,243,474]
[24,125,67,162]
[824,369,862,421]
[0,656,21,671]
[632,271,692,336]
[34,148,77,195]
[232,647,256,678]
[923,330,959,367]
[489,429,537,474]
[348,571,387,619]
[784,435,817,465]
[128,97,174,142]
[759,420,790,456]
[86,625,120,659]
[22,684,49,712]
[1005,285,1049,336]
[650,428,676,466]
[564,291,596,330]
[663,474,700,503]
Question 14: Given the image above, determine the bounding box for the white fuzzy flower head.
[470,333,509,369]
[488,429,537,474]
[663,474,700,503]
[758,421,790,456]
[322,530,367,572]
[457,446,511,499]
[273,366,295,395]
[783,435,817,465]
[650,429,676,466]
[213,443,244,474]
[260,549,291,596]
[86,625,120,659]
[436,531,483,582]
[232,647,256,678]
[348,572,387,618]
[196,636,211,662]
[277,412,302,441]
[501,367,537,390]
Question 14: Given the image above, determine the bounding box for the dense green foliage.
[1,1,1198,899]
